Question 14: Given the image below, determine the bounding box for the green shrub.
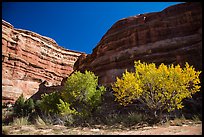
[24,98,35,114]
[13,94,25,117]
[61,70,106,116]
[112,60,201,121]
[39,92,78,118]
[36,71,106,126]
[57,99,78,116]
[38,91,61,114]
[13,94,35,117]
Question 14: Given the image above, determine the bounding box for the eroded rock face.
[2,20,83,103]
[74,2,202,86]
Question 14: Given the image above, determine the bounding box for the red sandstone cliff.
[74,2,202,86]
[2,20,83,103]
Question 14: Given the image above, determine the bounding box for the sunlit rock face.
[74,2,202,86]
[2,20,83,103]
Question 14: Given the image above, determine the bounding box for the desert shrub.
[13,94,35,117]
[24,98,35,114]
[61,70,106,117]
[63,114,75,126]
[38,91,61,114]
[36,71,106,126]
[99,112,145,126]
[13,94,25,117]
[33,100,40,111]
[57,99,78,116]
[35,115,47,127]
[38,91,77,117]
[112,60,201,121]
[123,112,144,126]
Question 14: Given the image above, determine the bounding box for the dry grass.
[35,115,47,128]
[2,103,202,135]
[11,117,30,127]
[162,114,202,127]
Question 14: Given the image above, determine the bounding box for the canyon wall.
[74,2,202,86]
[2,20,83,103]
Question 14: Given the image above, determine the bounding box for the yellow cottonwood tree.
[112,60,201,119]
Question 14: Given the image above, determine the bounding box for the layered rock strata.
[74,2,202,86]
[2,20,83,103]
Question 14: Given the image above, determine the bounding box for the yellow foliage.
[112,70,143,106]
[112,60,201,113]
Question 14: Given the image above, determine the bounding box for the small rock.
[91,128,100,132]
[182,125,188,127]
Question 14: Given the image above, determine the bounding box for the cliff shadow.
[30,78,67,101]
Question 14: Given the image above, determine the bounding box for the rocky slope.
[74,2,202,86]
[2,20,83,103]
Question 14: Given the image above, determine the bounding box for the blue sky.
[2,2,183,54]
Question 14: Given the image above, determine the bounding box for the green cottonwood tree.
[61,70,106,116]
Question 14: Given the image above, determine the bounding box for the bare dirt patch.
[3,123,202,135]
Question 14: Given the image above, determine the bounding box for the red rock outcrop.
[2,20,83,103]
[74,2,202,86]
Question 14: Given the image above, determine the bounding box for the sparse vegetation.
[13,94,35,117]
[11,116,30,127]
[35,115,47,126]
[2,68,202,135]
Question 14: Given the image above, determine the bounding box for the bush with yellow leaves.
[112,60,201,120]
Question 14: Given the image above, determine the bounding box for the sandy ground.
[3,123,202,135]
